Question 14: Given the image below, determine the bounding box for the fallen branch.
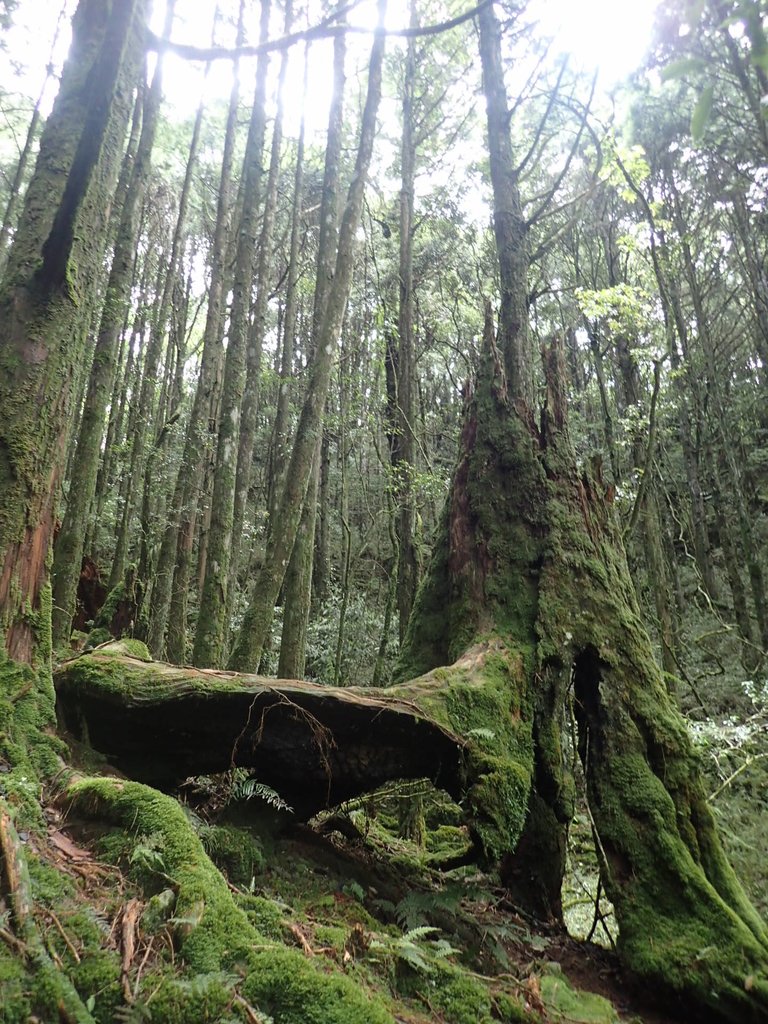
[120,898,142,1002]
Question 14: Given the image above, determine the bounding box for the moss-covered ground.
[0,707,687,1024]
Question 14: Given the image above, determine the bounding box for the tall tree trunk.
[107,230,170,591]
[89,253,149,557]
[271,56,307,678]
[0,0,148,665]
[391,10,419,640]
[278,29,346,678]
[146,0,246,660]
[192,0,272,668]
[226,0,294,623]
[477,0,532,405]
[50,0,174,647]
[229,2,387,672]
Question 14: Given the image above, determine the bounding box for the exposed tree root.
[0,798,96,1023]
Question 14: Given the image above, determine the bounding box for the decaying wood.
[54,652,466,816]
[120,897,142,1001]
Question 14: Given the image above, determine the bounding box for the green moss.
[94,638,152,661]
[69,951,122,1023]
[68,778,396,1023]
[425,823,471,859]
[92,567,141,639]
[0,651,67,827]
[236,894,285,939]
[492,991,538,1023]
[0,947,31,1024]
[465,753,531,861]
[199,823,264,886]
[314,922,349,951]
[540,971,619,1023]
[242,946,393,1024]
[131,971,237,1024]
[28,856,72,904]
[85,627,113,648]
[141,887,177,935]
[425,962,494,1024]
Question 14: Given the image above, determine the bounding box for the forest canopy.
[0,0,767,1022]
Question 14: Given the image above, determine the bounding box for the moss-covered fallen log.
[54,640,532,861]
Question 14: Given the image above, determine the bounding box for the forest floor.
[20,751,694,1024]
[4,626,764,1024]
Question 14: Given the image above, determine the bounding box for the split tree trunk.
[393,4,768,1017]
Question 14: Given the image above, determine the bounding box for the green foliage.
[198,823,265,886]
[129,832,169,880]
[306,587,399,686]
[393,884,464,931]
[690,83,715,143]
[230,776,293,814]
[691,676,768,916]
[181,769,293,817]
[369,925,459,976]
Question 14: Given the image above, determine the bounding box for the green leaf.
[690,84,714,143]
[660,56,707,81]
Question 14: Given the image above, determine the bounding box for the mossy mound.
[540,969,619,1023]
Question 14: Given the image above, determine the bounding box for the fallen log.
[54,644,468,818]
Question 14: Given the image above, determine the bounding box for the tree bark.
[477,0,532,406]
[51,0,173,647]
[229,4,387,672]
[147,1,246,661]
[227,1,295,623]
[0,0,148,666]
[193,0,272,668]
[390,8,420,641]
[279,28,347,677]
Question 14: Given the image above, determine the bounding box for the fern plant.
[129,832,169,878]
[394,884,464,931]
[369,926,459,976]
[230,775,293,813]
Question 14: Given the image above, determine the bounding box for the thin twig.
[708,753,768,803]
[46,908,81,963]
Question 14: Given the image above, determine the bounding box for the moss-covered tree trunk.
[50,2,171,647]
[398,3,768,1018]
[393,306,768,1019]
[192,0,272,668]
[0,4,150,1019]
[0,0,148,665]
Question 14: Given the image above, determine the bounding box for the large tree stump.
[392,325,768,1022]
